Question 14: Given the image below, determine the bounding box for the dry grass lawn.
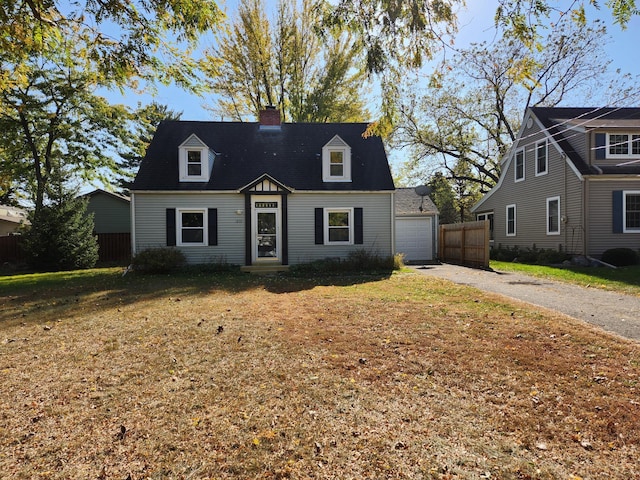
[1,269,639,479]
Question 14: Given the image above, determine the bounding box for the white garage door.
[395,217,433,263]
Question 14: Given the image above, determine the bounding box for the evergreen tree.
[118,103,182,193]
[22,194,99,272]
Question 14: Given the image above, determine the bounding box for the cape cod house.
[130,108,396,269]
[472,107,640,258]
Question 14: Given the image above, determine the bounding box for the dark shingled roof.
[132,121,395,191]
[530,107,640,176]
[394,188,438,215]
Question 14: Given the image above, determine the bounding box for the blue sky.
[105,1,640,121]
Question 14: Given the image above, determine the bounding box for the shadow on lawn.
[0,268,393,328]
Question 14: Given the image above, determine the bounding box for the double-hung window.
[322,135,351,182]
[477,212,494,240]
[514,149,525,182]
[178,209,207,246]
[330,151,344,177]
[535,141,548,176]
[546,196,560,235]
[624,191,640,232]
[506,204,516,236]
[186,150,203,176]
[325,208,352,244]
[607,133,640,158]
[179,134,210,182]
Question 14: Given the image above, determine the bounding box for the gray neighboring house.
[130,108,396,267]
[83,189,131,234]
[472,107,640,258]
[0,205,28,236]
[394,188,439,263]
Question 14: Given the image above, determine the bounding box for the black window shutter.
[612,190,623,233]
[166,208,176,246]
[208,208,218,246]
[354,207,363,244]
[314,208,324,244]
[595,133,606,160]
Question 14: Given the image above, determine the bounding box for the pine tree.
[22,194,99,272]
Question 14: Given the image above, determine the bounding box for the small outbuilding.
[0,205,29,236]
[395,188,439,264]
[82,189,131,234]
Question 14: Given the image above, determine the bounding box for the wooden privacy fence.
[0,233,131,264]
[96,233,131,262]
[0,235,22,263]
[438,220,490,268]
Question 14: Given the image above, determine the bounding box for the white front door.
[252,197,281,263]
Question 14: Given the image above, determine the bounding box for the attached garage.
[395,188,439,264]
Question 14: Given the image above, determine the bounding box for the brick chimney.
[259,106,281,127]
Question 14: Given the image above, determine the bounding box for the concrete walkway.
[411,263,640,342]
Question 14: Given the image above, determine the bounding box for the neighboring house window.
[607,133,640,158]
[477,212,494,240]
[514,149,525,182]
[322,135,352,182]
[535,141,547,176]
[624,191,640,232]
[315,207,363,245]
[326,208,353,244]
[506,204,516,236]
[546,196,560,235]
[178,209,207,245]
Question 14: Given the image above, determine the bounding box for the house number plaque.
[255,202,277,208]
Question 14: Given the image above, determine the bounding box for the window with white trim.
[322,136,352,182]
[177,209,207,245]
[330,151,344,177]
[546,196,560,235]
[179,147,208,181]
[514,149,525,182]
[506,204,516,236]
[624,191,640,232]
[325,208,353,244]
[477,212,494,240]
[607,133,640,158]
[535,141,547,176]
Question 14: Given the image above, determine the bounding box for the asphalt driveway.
[411,263,640,342]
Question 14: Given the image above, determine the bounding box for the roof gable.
[179,133,208,149]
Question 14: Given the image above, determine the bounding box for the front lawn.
[491,261,640,297]
[1,269,638,478]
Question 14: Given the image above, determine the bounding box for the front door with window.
[252,197,281,263]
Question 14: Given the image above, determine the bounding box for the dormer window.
[330,151,344,176]
[187,150,203,176]
[322,135,351,182]
[607,133,640,158]
[179,134,212,182]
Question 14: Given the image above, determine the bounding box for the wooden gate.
[438,220,490,268]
